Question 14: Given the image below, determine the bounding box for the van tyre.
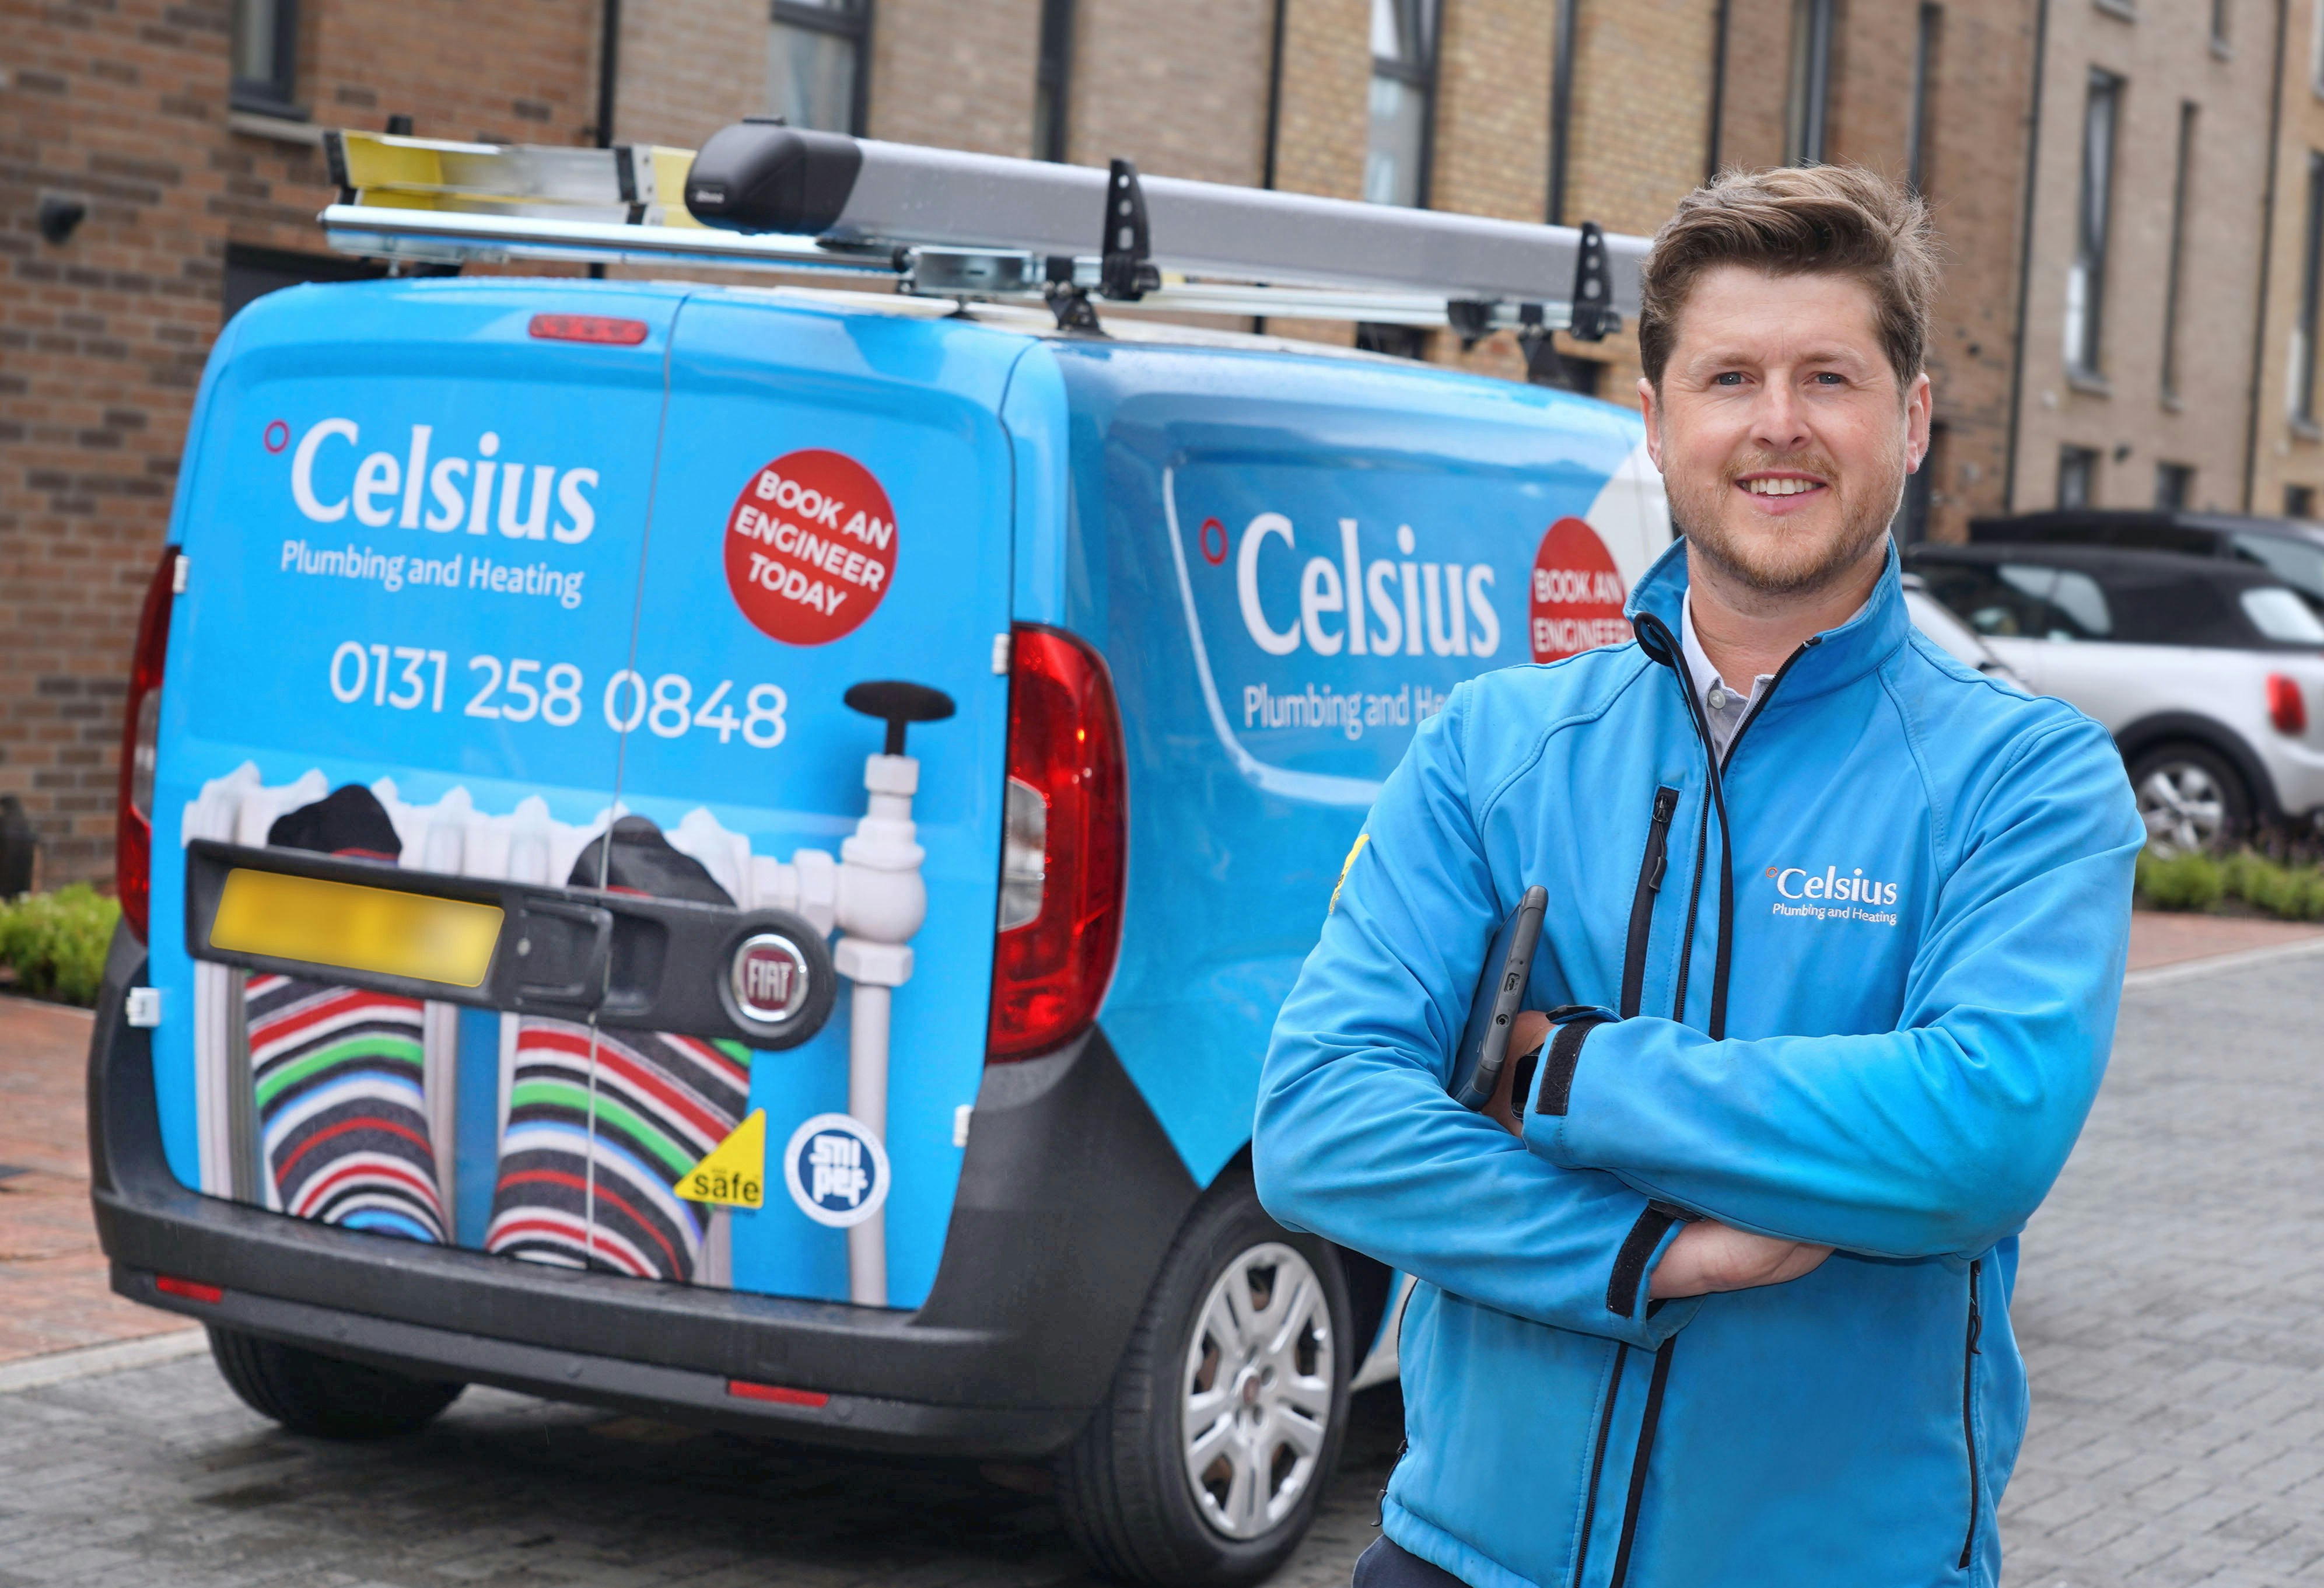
[2130,740,2251,854]
[208,1326,464,1439]
[1055,1168,1352,1587]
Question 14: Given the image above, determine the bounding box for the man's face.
[1639,264,1931,600]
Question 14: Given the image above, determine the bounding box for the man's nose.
[1749,379,1812,453]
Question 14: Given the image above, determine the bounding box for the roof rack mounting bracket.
[1099,159,1160,302]
[1045,254,1102,333]
[1566,220,1620,342]
[1447,299,1497,352]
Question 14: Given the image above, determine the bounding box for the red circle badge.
[1529,517,1632,663]
[724,450,897,646]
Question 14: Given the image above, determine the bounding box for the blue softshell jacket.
[1256,539,2143,1588]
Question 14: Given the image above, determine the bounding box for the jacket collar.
[1625,534,1911,707]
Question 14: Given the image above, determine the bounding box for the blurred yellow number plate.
[210,869,503,988]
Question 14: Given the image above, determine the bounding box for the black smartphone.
[1451,885,1547,1110]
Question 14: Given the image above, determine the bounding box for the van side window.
[2229,533,2324,611]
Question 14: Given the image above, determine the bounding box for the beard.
[1665,435,1907,600]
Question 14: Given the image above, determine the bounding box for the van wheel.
[1055,1169,1352,1587]
[2130,741,2251,854]
[208,1326,464,1439]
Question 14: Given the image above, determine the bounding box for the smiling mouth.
[1739,475,1828,497]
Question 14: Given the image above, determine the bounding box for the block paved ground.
[0,926,2318,1584]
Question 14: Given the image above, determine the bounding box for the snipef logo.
[1765,863,1902,925]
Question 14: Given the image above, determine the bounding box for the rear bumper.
[88,928,1199,1457]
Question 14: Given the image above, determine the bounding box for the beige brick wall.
[1432,0,1552,222]
[614,0,762,150]
[2010,0,2273,517]
[1272,0,1370,201]
[2250,6,2324,520]
[1072,0,1273,182]
[869,0,1042,157]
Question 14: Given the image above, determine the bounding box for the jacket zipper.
[1959,1259,1985,1570]
[1567,1343,1628,1588]
[1619,787,1680,1022]
[1585,615,1821,1586]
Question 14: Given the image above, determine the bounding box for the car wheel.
[2130,741,2252,855]
[1055,1167,1353,1587]
[208,1325,464,1439]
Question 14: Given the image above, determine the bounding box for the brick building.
[2251,0,2324,523]
[4,0,2224,886]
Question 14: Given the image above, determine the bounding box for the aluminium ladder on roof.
[317,121,1646,341]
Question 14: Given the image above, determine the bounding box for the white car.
[1908,544,2324,852]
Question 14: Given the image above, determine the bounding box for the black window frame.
[230,0,302,117]
[2059,443,2099,509]
[1365,0,1440,209]
[2162,100,2196,403]
[1906,3,1941,194]
[2297,151,2324,424]
[2154,461,2194,511]
[2066,69,2121,380]
[769,0,873,137]
[2286,484,2317,519]
[1785,0,1838,167]
[1032,0,1075,162]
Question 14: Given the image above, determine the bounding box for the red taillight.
[2267,673,2307,735]
[155,1274,222,1304]
[116,545,180,942]
[528,313,649,345]
[987,625,1126,1062]
[726,1379,828,1408]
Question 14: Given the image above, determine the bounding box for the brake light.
[726,1379,829,1408]
[528,313,649,345]
[2268,673,2307,735]
[988,626,1126,1062]
[116,545,180,942]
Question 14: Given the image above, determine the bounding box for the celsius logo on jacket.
[288,418,598,544]
[1767,863,1899,905]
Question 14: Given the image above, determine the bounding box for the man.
[1255,165,2141,1588]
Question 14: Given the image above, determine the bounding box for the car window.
[1997,564,2112,638]
[2229,533,2324,607]
[2240,585,2324,643]
[1915,561,2106,640]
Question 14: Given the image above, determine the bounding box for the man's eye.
[1713,372,1745,386]
[1811,372,1846,386]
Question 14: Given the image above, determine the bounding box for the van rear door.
[149,281,680,1258]
[601,292,1022,1309]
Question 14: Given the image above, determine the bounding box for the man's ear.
[1639,376,1664,471]
[1905,370,1933,473]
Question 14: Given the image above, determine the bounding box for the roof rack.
[319,121,1645,344]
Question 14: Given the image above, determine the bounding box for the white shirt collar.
[1677,588,1871,760]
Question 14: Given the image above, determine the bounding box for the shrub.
[2136,849,2224,912]
[0,884,119,1006]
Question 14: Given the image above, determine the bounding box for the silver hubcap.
[1180,1242,1334,1541]
[2138,762,2228,855]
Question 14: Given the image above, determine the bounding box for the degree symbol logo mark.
[1200,516,1228,566]
[263,419,290,454]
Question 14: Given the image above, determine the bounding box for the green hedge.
[2137,848,2324,921]
[0,884,119,1006]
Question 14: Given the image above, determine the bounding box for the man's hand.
[1649,1219,1832,1299]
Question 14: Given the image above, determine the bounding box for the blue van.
[90,257,1668,1582]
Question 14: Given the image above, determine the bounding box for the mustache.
[1723,451,1840,483]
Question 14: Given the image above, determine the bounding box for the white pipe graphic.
[832,749,927,1307]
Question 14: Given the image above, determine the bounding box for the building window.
[1364,0,1437,207]
[1032,0,1075,162]
[231,0,299,115]
[2059,445,2099,508]
[1906,5,1941,194]
[2162,102,2196,403]
[2288,484,2316,519]
[2155,461,2194,510]
[2312,0,2324,93]
[1786,0,1839,166]
[769,1,870,135]
[2064,70,2120,379]
[2211,0,2231,48]
[1898,424,1943,544]
[2297,153,2324,424]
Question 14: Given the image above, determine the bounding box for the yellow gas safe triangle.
[675,1109,766,1209]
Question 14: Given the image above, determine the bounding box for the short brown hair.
[1636,164,1937,393]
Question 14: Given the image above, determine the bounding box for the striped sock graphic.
[485,816,754,1283]
[247,785,446,1243]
